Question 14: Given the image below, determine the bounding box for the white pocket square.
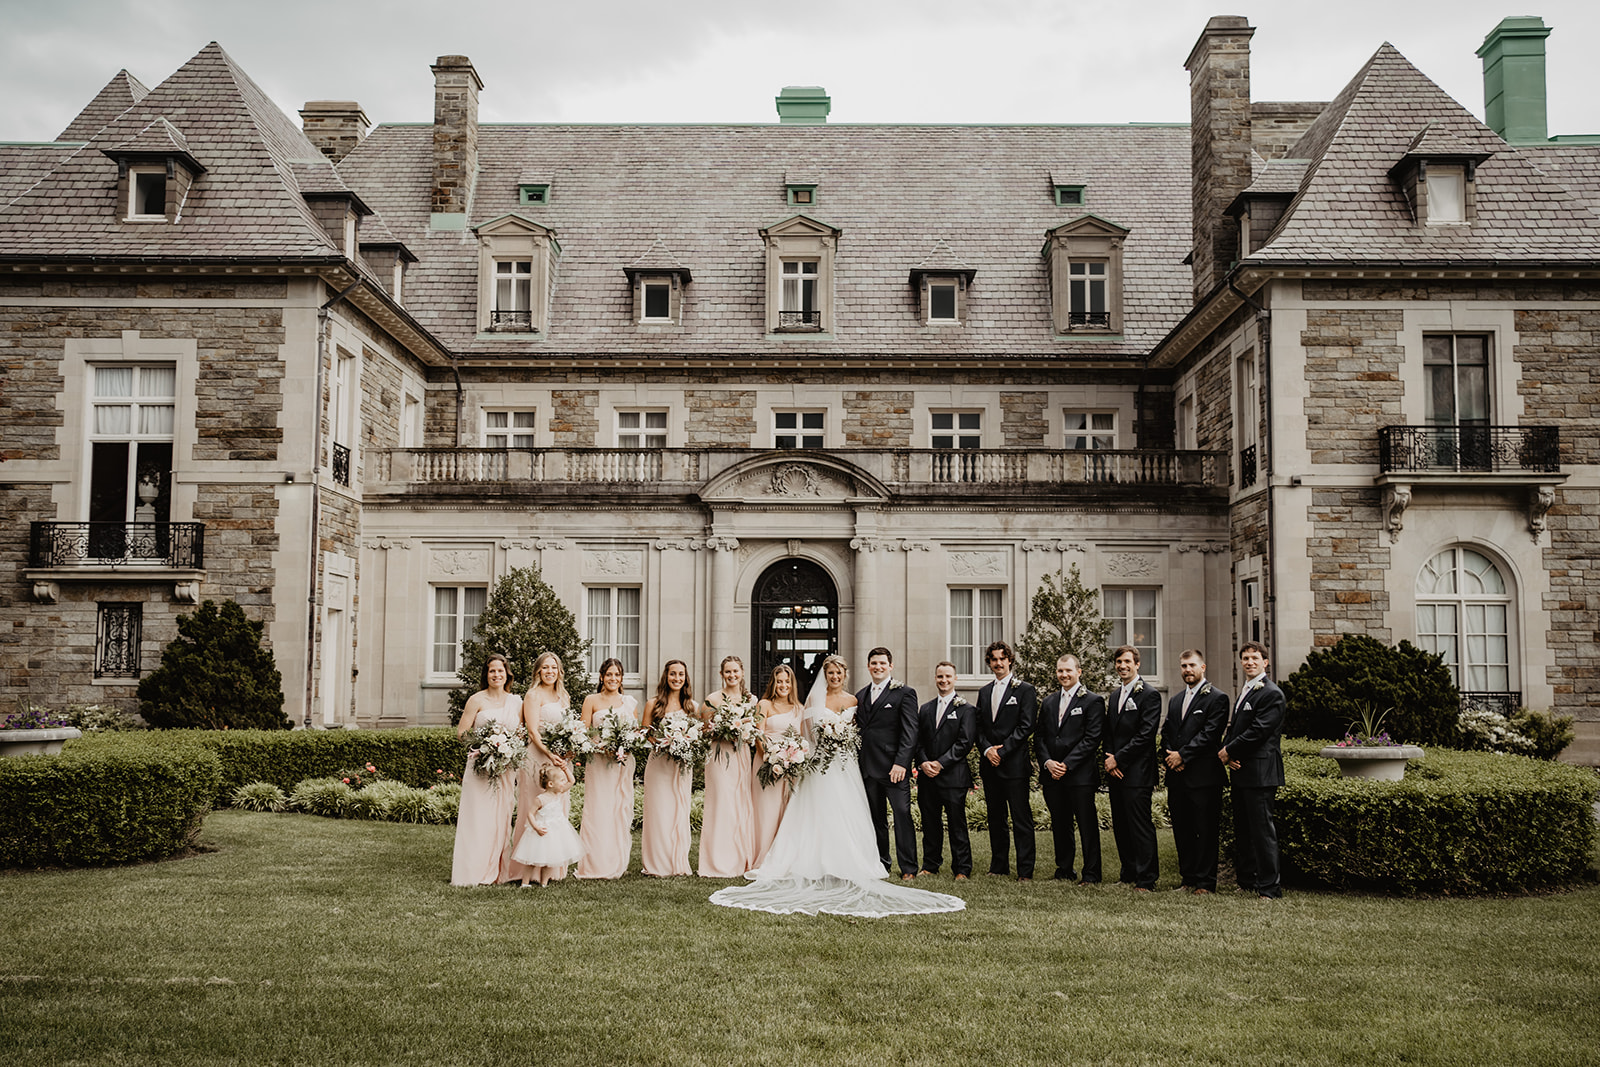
[1070,709,1083,717]
[1005,696,1019,705]
[1242,703,1253,711]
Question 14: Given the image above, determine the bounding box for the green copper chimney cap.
[1477,16,1551,145]
[776,86,831,124]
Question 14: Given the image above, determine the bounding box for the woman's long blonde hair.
[529,651,570,705]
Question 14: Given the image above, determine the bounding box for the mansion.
[2,16,1596,759]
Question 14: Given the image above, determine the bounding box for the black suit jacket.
[1161,682,1230,788]
[914,696,976,791]
[1104,677,1163,788]
[1035,686,1104,787]
[854,680,919,780]
[975,677,1038,779]
[1222,676,1286,788]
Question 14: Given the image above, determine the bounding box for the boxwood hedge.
[0,746,221,867]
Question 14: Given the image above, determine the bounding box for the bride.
[710,653,965,917]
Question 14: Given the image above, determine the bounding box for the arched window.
[1415,547,1513,694]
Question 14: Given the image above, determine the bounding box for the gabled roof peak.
[59,68,150,143]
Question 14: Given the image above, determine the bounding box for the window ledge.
[1053,332,1124,342]
[766,330,834,341]
[474,331,545,342]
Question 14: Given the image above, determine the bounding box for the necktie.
[1058,686,1074,726]
[1182,686,1197,719]
[992,680,1006,720]
[936,697,949,729]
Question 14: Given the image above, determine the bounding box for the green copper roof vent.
[1477,16,1551,145]
[776,86,831,124]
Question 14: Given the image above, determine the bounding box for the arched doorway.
[750,558,838,699]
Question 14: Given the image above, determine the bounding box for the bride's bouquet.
[464,720,529,785]
[593,709,650,764]
[539,712,595,762]
[809,706,862,770]
[755,725,811,788]
[649,709,706,773]
[706,696,762,760]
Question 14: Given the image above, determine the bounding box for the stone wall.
[843,390,912,445]
[684,389,755,446]
[1301,308,1404,467]
[549,389,599,445]
[1304,487,1391,646]
[999,391,1046,446]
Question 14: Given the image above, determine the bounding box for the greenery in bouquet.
[465,720,529,783]
[540,714,595,761]
[810,707,862,770]
[706,697,762,759]
[755,726,811,788]
[650,709,706,772]
[594,709,650,763]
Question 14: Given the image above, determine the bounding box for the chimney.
[1477,16,1551,145]
[775,86,831,124]
[1185,16,1255,301]
[299,101,369,163]
[431,55,483,223]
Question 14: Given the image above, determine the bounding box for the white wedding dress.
[709,680,965,917]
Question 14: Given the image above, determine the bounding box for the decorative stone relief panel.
[428,548,490,578]
[1102,552,1160,578]
[582,549,643,578]
[948,551,1006,577]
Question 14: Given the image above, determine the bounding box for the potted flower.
[1318,704,1424,781]
[0,704,83,758]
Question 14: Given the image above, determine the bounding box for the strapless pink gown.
[449,696,518,886]
[699,734,756,877]
[751,709,800,868]
[641,750,692,876]
[504,700,571,884]
[577,698,638,880]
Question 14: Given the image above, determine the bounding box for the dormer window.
[1424,164,1466,224]
[1068,262,1109,328]
[1388,139,1487,228]
[474,214,558,335]
[130,168,167,219]
[493,260,533,330]
[1054,185,1085,207]
[634,273,683,324]
[1043,214,1130,336]
[781,260,819,327]
[761,215,839,335]
[519,184,549,205]
[104,118,205,226]
[787,184,817,206]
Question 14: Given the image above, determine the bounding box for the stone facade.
[1301,308,1404,467]
[999,391,1047,446]
[842,390,912,446]
[685,389,756,446]
[549,389,599,445]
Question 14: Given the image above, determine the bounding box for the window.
[89,364,175,530]
[128,168,167,219]
[1424,334,1491,470]
[492,260,533,330]
[1065,411,1116,450]
[774,410,825,448]
[949,588,1003,675]
[930,282,957,321]
[1044,215,1128,335]
[474,214,557,334]
[401,394,421,449]
[780,260,819,328]
[1054,185,1085,207]
[761,214,839,334]
[484,410,536,448]
[787,184,817,206]
[1176,394,1196,451]
[617,410,667,448]
[932,411,981,449]
[431,585,486,675]
[1240,578,1262,644]
[1069,262,1108,328]
[1424,166,1465,224]
[1236,351,1259,489]
[518,184,549,205]
[643,282,671,321]
[1103,588,1158,670]
[586,587,641,676]
[1417,547,1513,693]
[96,603,142,679]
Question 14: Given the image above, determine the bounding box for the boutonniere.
[1199,683,1213,697]
[951,696,968,708]
[1132,681,1145,695]
[888,681,903,691]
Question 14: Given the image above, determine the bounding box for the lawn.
[2,811,1597,1066]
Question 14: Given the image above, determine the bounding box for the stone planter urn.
[0,727,83,758]
[1318,744,1425,781]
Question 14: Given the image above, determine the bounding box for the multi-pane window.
[95,603,142,679]
[617,411,667,448]
[90,364,175,526]
[780,260,819,326]
[492,260,533,329]
[1103,588,1158,671]
[932,411,981,449]
[1424,335,1490,428]
[949,588,1003,675]
[928,281,958,323]
[1065,411,1116,450]
[1236,352,1259,488]
[586,587,642,676]
[432,586,486,675]
[774,411,824,448]
[1068,261,1108,328]
[484,410,536,448]
[1417,547,1512,693]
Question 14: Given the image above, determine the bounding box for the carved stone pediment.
[699,455,889,505]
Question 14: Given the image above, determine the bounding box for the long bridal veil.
[708,666,965,917]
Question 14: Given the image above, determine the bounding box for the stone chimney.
[431,55,483,222]
[775,86,831,124]
[299,101,369,163]
[1477,16,1551,145]
[1185,16,1255,301]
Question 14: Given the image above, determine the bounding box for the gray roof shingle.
[58,69,150,143]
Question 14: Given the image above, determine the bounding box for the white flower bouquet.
[540,713,595,761]
[594,709,650,763]
[465,720,529,784]
[650,709,706,772]
[755,725,811,788]
[809,707,862,770]
[706,696,763,759]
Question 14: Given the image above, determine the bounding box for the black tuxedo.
[1161,681,1229,891]
[975,675,1037,877]
[1104,677,1162,889]
[914,694,977,876]
[1035,685,1103,882]
[855,679,920,876]
[1222,675,1286,897]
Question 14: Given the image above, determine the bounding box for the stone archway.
[749,558,838,699]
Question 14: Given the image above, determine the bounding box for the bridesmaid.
[450,653,520,886]
[698,655,757,878]
[640,659,696,877]
[576,658,638,879]
[504,652,570,886]
[751,663,805,868]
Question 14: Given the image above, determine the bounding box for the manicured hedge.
[69,728,464,801]
[1260,738,1598,894]
[0,746,221,867]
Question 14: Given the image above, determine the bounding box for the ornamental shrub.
[1015,565,1114,694]
[231,782,288,812]
[1281,634,1460,745]
[0,746,220,867]
[137,599,288,730]
[1511,708,1576,761]
[289,778,355,818]
[448,565,593,725]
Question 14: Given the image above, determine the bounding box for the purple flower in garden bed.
[1333,730,1401,748]
[0,706,72,731]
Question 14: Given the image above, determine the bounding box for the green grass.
[2,811,1597,1066]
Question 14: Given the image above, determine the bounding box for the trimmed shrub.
[424,784,461,824]
[138,600,288,730]
[1282,635,1461,744]
[448,565,593,725]
[289,778,355,818]
[231,782,288,812]
[0,746,220,867]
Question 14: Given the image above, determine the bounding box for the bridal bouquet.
[809,707,862,770]
[540,713,595,761]
[594,709,650,763]
[706,696,763,758]
[755,726,811,788]
[465,720,529,784]
[650,710,706,773]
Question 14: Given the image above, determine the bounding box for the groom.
[856,646,919,880]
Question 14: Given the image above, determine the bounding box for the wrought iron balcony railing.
[30,522,206,568]
[1460,691,1522,719]
[332,442,351,486]
[1239,443,1258,489]
[777,310,821,329]
[490,309,533,331]
[1379,425,1560,475]
[1067,311,1111,329]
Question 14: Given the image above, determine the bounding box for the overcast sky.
[3,0,1597,141]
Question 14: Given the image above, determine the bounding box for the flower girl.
[510,764,584,885]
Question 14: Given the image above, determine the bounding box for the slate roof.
[1247,43,1600,263]
[58,69,149,142]
[1522,144,1600,217]
[337,122,1193,359]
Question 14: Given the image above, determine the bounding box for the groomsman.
[914,662,977,880]
[1161,649,1229,893]
[1035,653,1103,883]
[856,647,920,879]
[1104,645,1162,891]
[1219,641,1286,899]
[976,640,1038,880]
